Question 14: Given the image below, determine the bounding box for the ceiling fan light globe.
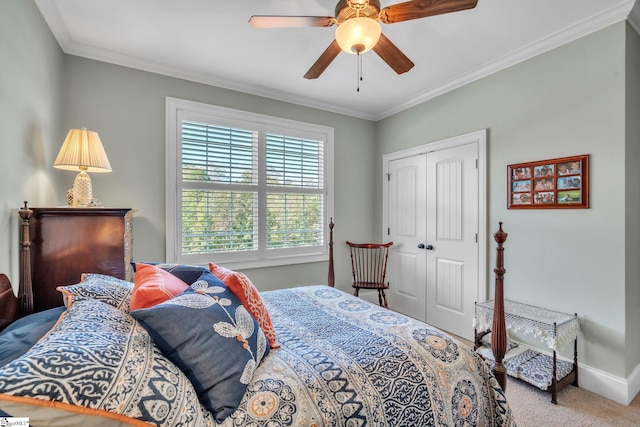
[335,17,381,54]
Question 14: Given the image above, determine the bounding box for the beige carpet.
[451,334,640,426]
[505,379,640,426]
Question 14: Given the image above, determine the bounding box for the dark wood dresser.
[28,207,133,311]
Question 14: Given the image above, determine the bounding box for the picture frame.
[507,154,589,209]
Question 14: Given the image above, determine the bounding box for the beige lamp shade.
[335,17,382,54]
[54,128,112,172]
[54,128,112,206]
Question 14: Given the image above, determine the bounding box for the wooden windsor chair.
[346,241,393,308]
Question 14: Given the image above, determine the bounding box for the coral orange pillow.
[209,263,279,349]
[131,263,190,310]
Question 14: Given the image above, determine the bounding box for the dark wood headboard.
[5,205,338,325]
[0,274,19,331]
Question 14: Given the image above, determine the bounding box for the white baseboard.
[629,363,640,404]
[579,362,639,405]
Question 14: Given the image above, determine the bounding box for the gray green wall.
[0,0,63,287]
[625,22,640,375]
[58,55,375,292]
[376,22,636,381]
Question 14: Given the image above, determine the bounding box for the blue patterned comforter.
[0,285,515,426]
[234,286,514,426]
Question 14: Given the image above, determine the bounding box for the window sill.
[175,252,329,271]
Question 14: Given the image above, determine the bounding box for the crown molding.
[35,0,71,48]
[376,0,637,120]
[36,0,637,121]
[629,0,640,35]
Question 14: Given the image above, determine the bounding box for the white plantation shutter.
[182,122,256,185]
[166,98,334,268]
[265,134,323,189]
[181,121,259,255]
[265,134,324,250]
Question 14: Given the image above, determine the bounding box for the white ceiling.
[36,0,638,120]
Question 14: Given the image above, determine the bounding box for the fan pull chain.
[356,52,363,92]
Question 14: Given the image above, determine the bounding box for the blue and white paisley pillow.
[131,271,270,423]
[57,273,133,312]
[0,297,212,426]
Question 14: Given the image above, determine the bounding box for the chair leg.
[379,290,388,308]
[354,288,359,297]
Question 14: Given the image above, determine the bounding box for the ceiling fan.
[249,0,478,79]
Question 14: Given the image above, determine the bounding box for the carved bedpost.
[18,201,34,315]
[491,222,508,391]
[328,218,335,287]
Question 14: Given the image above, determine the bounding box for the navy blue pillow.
[131,262,208,285]
[131,271,270,423]
[0,306,65,367]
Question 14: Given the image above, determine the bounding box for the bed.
[0,211,515,426]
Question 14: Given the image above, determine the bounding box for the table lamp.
[54,128,112,206]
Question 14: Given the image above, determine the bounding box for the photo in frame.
[507,154,589,209]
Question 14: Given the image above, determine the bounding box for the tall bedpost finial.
[18,201,34,315]
[328,218,335,287]
[494,222,507,244]
[492,221,508,391]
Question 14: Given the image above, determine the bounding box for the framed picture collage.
[507,154,589,209]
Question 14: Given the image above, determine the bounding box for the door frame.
[382,129,488,310]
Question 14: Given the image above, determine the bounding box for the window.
[166,97,334,269]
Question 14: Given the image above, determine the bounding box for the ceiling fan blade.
[249,15,335,28]
[380,0,478,24]
[304,40,342,79]
[372,33,415,74]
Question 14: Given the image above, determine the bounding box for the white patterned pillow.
[57,273,133,312]
[0,297,213,426]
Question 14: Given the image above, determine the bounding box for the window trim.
[166,97,334,269]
